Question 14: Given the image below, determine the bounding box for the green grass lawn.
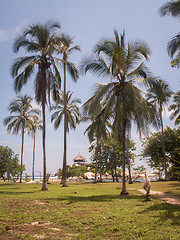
[0,181,180,240]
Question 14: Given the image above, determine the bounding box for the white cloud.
[0,29,8,42]
[0,19,31,42]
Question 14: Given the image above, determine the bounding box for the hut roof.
[73,153,86,162]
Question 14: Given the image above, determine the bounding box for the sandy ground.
[128,188,180,205]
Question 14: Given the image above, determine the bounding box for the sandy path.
[128,188,180,205]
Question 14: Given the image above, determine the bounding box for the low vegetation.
[0,182,179,239]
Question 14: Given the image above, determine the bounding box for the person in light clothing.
[143,173,151,199]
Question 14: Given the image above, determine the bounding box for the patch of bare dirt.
[2,221,78,240]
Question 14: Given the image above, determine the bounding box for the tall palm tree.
[11,21,63,190]
[51,91,81,186]
[27,115,43,181]
[81,30,159,194]
[147,79,173,179]
[169,90,180,125]
[159,1,180,67]
[3,95,39,183]
[55,34,81,187]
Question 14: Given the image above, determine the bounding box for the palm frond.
[130,40,151,61]
[159,1,180,17]
[13,36,37,53]
[11,56,36,77]
[167,33,180,58]
[94,40,114,56]
[65,61,80,82]
[80,55,109,77]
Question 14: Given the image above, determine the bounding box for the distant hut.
[73,153,86,167]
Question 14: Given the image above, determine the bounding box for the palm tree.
[169,90,180,125]
[27,115,43,181]
[55,34,81,187]
[81,30,159,195]
[11,21,63,190]
[147,79,173,179]
[51,91,81,186]
[3,95,39,183]
[159,1,180,67]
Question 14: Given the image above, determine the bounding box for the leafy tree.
[141,127,180,179]
[133,165,146,181]
[81,30,159,194]
[55,165,89,179]
[125,137,136,183]
[51,91,81,186]
[89,134,136,182]
[67,166,88,178]
[11,21,63,190]
[84,110,110,183]
[55,34,81,187]
[147,79,173,179]
[159,1,180,67]
[27,115,43,181]
[3,95,39,183]
[169,90,180,125]
[0,146,22,181]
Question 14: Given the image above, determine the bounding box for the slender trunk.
[20,126,25,183]
[94,138,99,183]
[159,105,167,180]
[62,61,68,187]
[41,95,48,191]
[111,167,115,182]
[32,133,35,181]
[99,143,102,182]
[99,160,102,182]
[94,137,99,183]
[126,140,133,184]
[121,120,129,195]
[114,165,119,182]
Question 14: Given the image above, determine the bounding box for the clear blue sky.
[0,0,179,176]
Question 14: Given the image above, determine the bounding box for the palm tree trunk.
[32,133,35,181]
[114,165,119,182]
[99,143,102,182]
[94,138,99,183]
[20,126,25,183]
[41,97,48,191]
[126,141,133,184]
[159,106,167,180]
[111,167,115,182]
[62,61,68,187]
[121,120,129,195]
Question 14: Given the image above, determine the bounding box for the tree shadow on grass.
[46,193,146,204]
[0,187,41,195]
[166,182,180,193]
[140,202,180,226]
[0,183,15,186]
[0,191,38,195]
[0,184,41,195]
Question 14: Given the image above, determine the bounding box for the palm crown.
[51,91,81,132]
[11,21,62,103]
[82,30,158,136]
[4,95,40,134]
